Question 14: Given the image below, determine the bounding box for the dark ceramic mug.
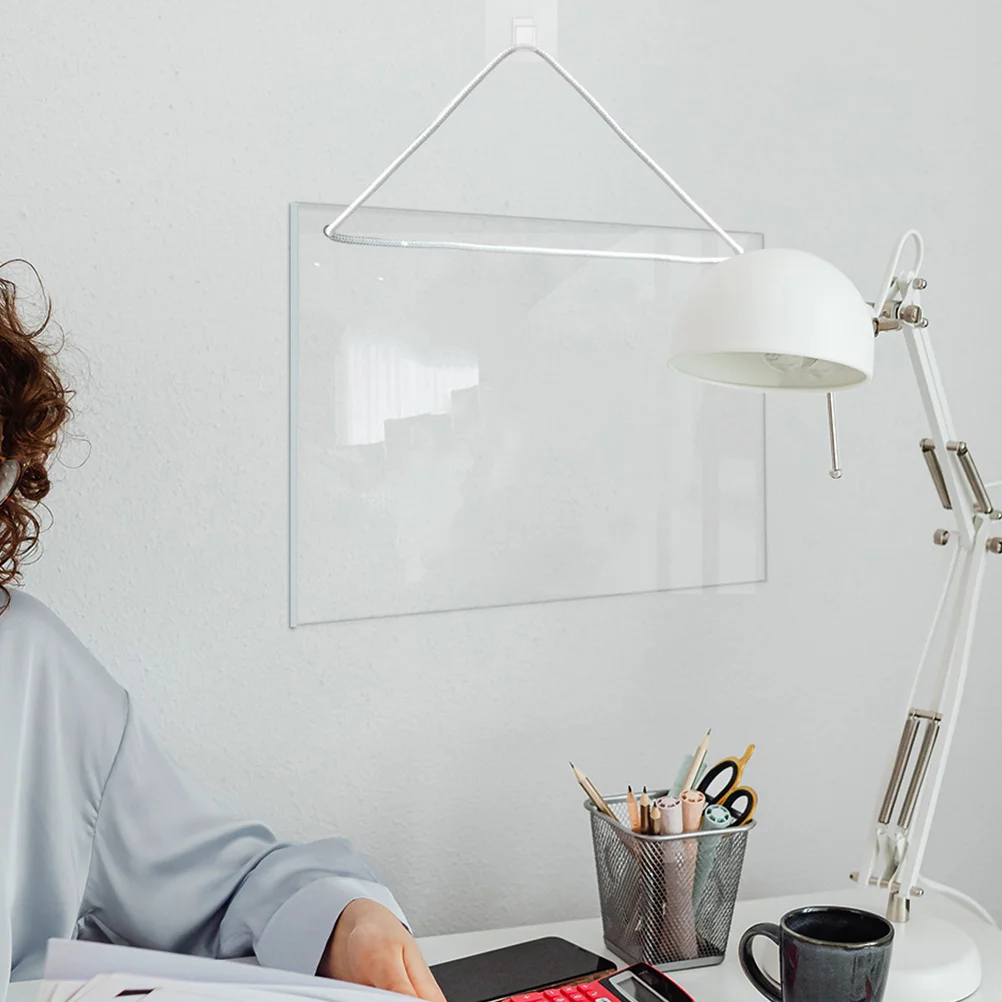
[739,905,894,1001]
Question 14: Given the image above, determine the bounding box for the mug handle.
[738,922,783,1001]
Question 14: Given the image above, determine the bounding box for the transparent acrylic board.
[291,204,765,625]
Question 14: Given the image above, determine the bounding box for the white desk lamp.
[324,44,999,1002]
[669,233,999,1002]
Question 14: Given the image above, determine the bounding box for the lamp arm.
[854,233,1000,921]
[871,230,979,545]
[903,332,972,537]
[879,520,992,916]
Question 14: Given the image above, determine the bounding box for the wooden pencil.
[626,786,641,832]
[569,762,617,819]
[639,790,652,834]
[650,805,663,835]
[680,729,712,793]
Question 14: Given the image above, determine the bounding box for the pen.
[681,789,706,833]
[626,786,641,833]
[569,763,617,820]
[657,794,697,961]
[658,795,683,835]
[702,802,734,830]
[693,802,734,907]
[680,729,712,794]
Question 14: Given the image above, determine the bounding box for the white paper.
[33,982,86,1002]
[146,983,403,1002]
[43,942,401,1002]
[40,974,395,1002]
[59,976,117,1002]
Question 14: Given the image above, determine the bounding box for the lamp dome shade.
[668,248,875,391]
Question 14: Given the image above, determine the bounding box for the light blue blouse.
[0,591,405,996]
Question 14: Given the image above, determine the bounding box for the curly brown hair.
[0,262,72,611]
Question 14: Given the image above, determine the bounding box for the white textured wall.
[2,1,999,936]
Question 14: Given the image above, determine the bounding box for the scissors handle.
[697,758,738,804]
[697,745,756,802]
[722,785,757,826]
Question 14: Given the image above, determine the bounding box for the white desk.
[7,890,998,1002]
[418,888,1002,1001]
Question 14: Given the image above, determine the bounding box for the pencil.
[569,762,617,820]
[639,790,652,835]
[626,786,641,833]
[650,805,663,835]
[680,729,712,793]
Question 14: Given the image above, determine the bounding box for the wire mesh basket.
[586,791,754,971]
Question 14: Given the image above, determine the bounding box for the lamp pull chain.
[827,392,842,479]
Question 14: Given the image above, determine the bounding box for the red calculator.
[505,964,695,1002]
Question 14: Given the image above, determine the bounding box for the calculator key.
[585,993,602,999]
[544,993,563,999]
[569,995,588,1001]
[511,995,544,1002]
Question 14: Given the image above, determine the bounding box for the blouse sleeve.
[80,697,407,975]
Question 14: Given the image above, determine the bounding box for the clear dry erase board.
[291,203,765,626]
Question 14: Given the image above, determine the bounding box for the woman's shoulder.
[1,588,99,651]
[0,591,132,871]
[0,589,128,717]
[3,587,68,631]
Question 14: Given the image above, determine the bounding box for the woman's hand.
[319,898,447,1002]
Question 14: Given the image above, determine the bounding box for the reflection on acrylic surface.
[334,335,480,448]
[293,204,766,624]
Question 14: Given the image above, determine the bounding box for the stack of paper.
[36,940,412,1002]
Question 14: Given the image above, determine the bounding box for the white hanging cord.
[324,45,744,263]
[919,875,998,927]
[871,229,925,310]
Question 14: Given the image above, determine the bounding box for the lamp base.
[883,913,981,1002]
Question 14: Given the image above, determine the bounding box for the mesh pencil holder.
[586,792,754,972]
